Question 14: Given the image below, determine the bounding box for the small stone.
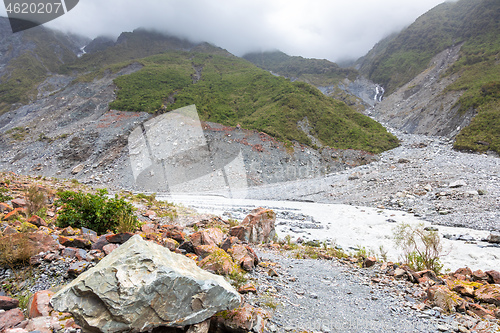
[268,268,278,277]
[71,164,84,174]
[102,243,119,255]
[449,180,466,188]
[11,198,27,208]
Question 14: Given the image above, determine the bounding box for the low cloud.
[2,0,447,61]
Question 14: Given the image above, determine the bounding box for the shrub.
[393,222,444,273]
[0,233,35,267]
[55,189,138,234]
[26,185,46,217]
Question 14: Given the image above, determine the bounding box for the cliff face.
[368,44,474,138]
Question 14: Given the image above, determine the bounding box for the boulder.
[26,215,47,227]
[426,285,462,313]
[106,232,134,244]
[0,296,19,310]
[28,290,54,318]
[0,308,25,332]
[229,208,276,244]
[486,270,500,284]
[11,198,27,208]
[198,248,237,276]
[228,245,259,271]
[475,284,500,306]
[50,235,241,333]
[190,230,216,248]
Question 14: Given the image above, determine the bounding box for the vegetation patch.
[55,189,139,234]
[108,51,398,153]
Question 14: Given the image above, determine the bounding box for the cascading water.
[374,85,385,102]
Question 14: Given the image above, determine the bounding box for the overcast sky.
[2,0,450,62]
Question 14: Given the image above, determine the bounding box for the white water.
[158,194,500,272]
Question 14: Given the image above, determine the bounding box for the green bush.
[55,189,139,234]
[393,222,443,273]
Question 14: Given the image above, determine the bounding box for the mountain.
[0,17,87,114]
[358,0,500,154]
[243,51,375,111]
[0,25,398,154]
[105,50,397,153]
[0,25,400,190]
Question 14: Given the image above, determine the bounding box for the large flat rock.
[51,235,241,333]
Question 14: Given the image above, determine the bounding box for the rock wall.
[369,44,474,138]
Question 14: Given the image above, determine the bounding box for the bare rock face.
[50,235,241,333]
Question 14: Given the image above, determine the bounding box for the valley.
[0,0,499,332]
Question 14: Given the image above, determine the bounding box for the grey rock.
[51,235,241,333]
[487,232,500,244]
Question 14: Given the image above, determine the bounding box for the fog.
[1,0,449,61]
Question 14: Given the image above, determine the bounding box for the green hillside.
[358,0,500,154]
[108,51,399,153]
[243,51,358,86]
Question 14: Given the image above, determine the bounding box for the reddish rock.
[3,208,26,221]
[11,198,27,208]
[24,316,52,333]
[238,283,257,294]
[103,243,119,255]
[450,281,479,298]
[197,248,236,275]
[161,225,185,243]
[58,236,91,249]
[229,207,276,244]
[141,223,156,234]
[204,228,225,246]
[61,226,78,236]
[454,267,472,278]
[362,256,377,268]
[28,290,54,318]
[106,232,134,244]
[228,244,257,271]
[0,296,19,310]
[194,244,219,259]
[162,238,178,251]
[0,202,13,213]
[486,270,500,284]
[221,236,240,252]
[467,303,494,318]
[475,284,500,306]
[426,285,462,313]
[185,253,198,261]
[26,215,47,227]
[228,226,246,241]
[472,270,489,281]
[190,230,216,248]
[0,308,25,331]
[213,303,269,333]
[4,328,28,333]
